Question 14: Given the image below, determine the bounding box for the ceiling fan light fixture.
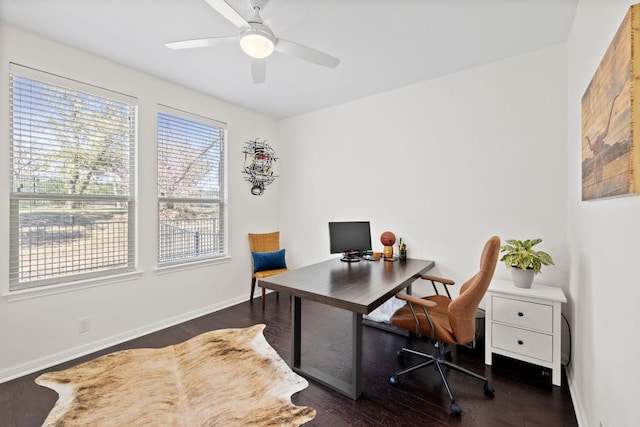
[239,24,275,59]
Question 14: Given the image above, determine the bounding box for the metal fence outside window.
[19,220,128,282]
[158,218,222,264]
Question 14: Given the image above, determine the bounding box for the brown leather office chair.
[249,232,288,311]
[389,236,500,416]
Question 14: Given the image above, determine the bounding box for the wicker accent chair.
[249,232,289,311]
[389,236,500,416]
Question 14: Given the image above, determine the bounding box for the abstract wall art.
[242,138,278,196]
[581,4,640,200]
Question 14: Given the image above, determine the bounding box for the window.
[9,64,136,291]
[157,106,227,265]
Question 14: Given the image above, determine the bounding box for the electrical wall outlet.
[78,317,91,333]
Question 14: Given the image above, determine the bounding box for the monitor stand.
[341,252,361,262]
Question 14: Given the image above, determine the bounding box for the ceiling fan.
[165,0,340,84]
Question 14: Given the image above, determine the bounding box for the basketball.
[380,231,396,246]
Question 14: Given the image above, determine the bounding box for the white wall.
[6,6,638,425]
[0,24,280,381]
[279,45,568,292]
[567,1,640,426]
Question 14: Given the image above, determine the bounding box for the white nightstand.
[484,279,567,386]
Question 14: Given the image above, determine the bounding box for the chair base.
[390,342,494,416]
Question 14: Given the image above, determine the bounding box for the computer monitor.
[328,221,372,262]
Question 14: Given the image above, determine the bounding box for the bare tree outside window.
[157,107,226,265]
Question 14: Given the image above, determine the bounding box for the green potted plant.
[500,238,554,288]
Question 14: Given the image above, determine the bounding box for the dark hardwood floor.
[0,293,578,426]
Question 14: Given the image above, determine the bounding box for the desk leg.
[352,311,363,399]
[290,296,363,400]
[292,296,302,368]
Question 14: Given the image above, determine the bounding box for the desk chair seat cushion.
[391,255,498,348]
[391,303,458,345]
[391,272,490,347]
[252,249,287,273]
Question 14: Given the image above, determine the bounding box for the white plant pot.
[511,267,534,288]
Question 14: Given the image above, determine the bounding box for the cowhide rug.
[35,324,316,426]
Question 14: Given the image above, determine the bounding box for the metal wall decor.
[242,138,278,195]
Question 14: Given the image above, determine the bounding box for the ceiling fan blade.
[204,0,248,28]
[165,36,236,50]
[251,59,266,84]
[275,39,340,68]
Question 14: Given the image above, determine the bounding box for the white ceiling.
[0,0,578,119]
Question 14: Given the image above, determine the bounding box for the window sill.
[155,256,231,275]
[3,270,144,302]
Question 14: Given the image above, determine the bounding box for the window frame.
[156,105,228,267]
[8,63,137,292]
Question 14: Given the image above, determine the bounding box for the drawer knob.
[518,312,524,317]
[517,340,524,345]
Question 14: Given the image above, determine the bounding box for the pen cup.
[399,247,407,261]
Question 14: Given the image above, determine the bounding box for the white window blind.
[9,64,136,291]
[157,106,227,265]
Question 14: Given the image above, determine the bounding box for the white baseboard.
[566,365,587,427]
[0,295,248,384]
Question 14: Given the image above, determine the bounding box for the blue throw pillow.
[252,249,287,273]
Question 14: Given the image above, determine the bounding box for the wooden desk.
[259,257,435,399]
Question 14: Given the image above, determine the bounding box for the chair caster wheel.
[450,403,461,416]
[484,381,494,397]
[396,350,406,364]
[389,375,399,386]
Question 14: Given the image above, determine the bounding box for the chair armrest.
[420,274,455,299]
[395,293,437,339]
[395,293,437,309]
[420,274,455,286]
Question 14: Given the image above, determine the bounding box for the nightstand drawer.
[492,296,553,333]
[492,323,553,362]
